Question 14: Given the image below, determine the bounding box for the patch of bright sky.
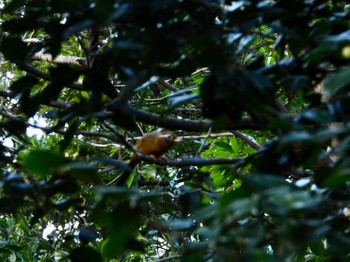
[3,115,46,148]
[27,115,46,139]
[3,137,13,148]
[42,219,80,240]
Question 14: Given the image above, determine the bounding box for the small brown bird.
[116,131,181,186]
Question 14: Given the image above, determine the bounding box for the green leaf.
[181,250,204,262]
[309,240,326,256]
[280,131,312,145]
[0,197,22,213]
[69,247,103,262]
[101,206,142,257]
[1,119,27,139]
[102,236,127,258]
[168,218,196,231]
[63,162,102,184]
[2,18,39,33]
[43,178,80,195]
[243,173,289,191]
[321,168,350,188]
[9,75,39,97]
[109,105,138,130]
[215,141,235,153]
[21,150,69,175]
[77,228,100,242]
[168,93,199,109]
[264,187,323,214]
[325,30,350,42]
[194,204,217,221]
[54,197,84,209]
[83,71,118,98]
[60,120,79,151]
[2,0,26,13]
[220,185,253,207]
[328,233,350,258]
[179,190,202,215]
[324,66,350,100]
[282,75,309,94]
[0,37,31,62]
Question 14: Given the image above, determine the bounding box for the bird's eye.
[164,134,173,140]
[160,133,173,140]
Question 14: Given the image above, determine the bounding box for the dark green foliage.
[69,246,103,262]
[1,0,350,261]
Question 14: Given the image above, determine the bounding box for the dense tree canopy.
[1,0,350,261]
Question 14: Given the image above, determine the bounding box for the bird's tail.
[115,154,138,186]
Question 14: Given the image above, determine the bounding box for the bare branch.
[152,255,183,262]
[101,121,136,152]
[158,80,178,92]
[125,105,260,131]
[0,87,260,132]
[17,62,51,81]
[231,130,261,150]
[16,62,84,90]
[133,132,235,141]
[195,127,212,156]
[137,155,244,167]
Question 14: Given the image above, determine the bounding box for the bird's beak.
[174,137,182,142]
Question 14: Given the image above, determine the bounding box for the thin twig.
[152,255,182,262]
[101,121,135,152]
[133,132,234,141]
[158,80,178,92]
[137,156,244,167]
[231,130,261,150]
[195,127,212,156]
[17,62,84,90]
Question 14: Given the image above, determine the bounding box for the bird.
[115,131,181,186]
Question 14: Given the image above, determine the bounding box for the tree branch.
[17,62,84,90]
[125,105,260,131]
[0,89,260,132]
[231,130,261,150]
[153,255,182,262]
[136,155,244,167]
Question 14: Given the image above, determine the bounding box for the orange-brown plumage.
[116,131,180,186]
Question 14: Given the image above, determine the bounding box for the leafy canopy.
[1,0,350,261]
